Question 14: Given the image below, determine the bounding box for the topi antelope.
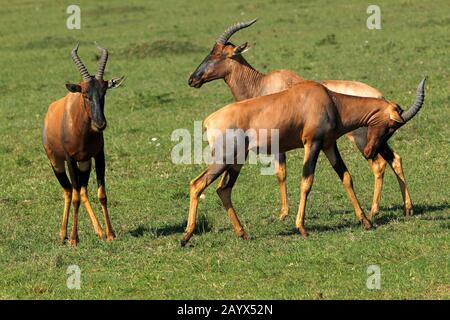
[189,19,413,221]
[42,44,124,246]
[181,78,426,246]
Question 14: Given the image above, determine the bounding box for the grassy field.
[0,0,449,299]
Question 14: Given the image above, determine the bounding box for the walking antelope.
[182,78,426,245]
[189,19,413,221]
[43,44,124,246]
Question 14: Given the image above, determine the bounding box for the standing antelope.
[182,78,426,246]
[43,44,124,246]
[188,19,413,221]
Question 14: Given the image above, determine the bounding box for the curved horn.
[71,43,91,81]
[95,43,109,80]
[401,77,427,122]
[216,18,258,45]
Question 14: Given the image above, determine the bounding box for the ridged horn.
[216,18,258,45]
[71,43,91,81]
[401,77,427,122]
[95,42,109,80]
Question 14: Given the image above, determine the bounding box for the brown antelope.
[188,19,413,221]
[181,78,426,246]
[43,44,124,246]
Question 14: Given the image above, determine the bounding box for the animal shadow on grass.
[279,221,356,236]
[128,215,212,238]
[278,207,357,236]
[374,203,450,225]
[278,202,450,236]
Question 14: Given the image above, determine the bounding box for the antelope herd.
[43,20,426,246]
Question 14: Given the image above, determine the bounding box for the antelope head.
[188,19,257,88]
[364,77,427,159]
[66,43,125,132]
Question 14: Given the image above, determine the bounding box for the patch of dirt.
[122,40,205,59]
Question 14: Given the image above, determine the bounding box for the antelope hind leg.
[275,153,289,220]
[295,142,321,238]
[216,165,248,239]
[181,164,228,246]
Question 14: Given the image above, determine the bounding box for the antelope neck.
[224,59,264,101]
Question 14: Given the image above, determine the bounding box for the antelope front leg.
[379,144,413,217]
[66,158,81,246]
[275,153,289,220]
[79,160,104,239]
[181,164,228,246]
[60,188,72,242]
[95,149,115,241]
[295,142,321,238]
[216,165,248,240]
[346,129,387,220]
[323,143,372,230]
[52,168,72,243]
[367,155,387,220]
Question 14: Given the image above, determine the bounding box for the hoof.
[368,211,378,222]
[106,232,116,241]
[298,228,309,239]
[279,214,289,221]
[68,238,78,246]
[59,232,68,244]
[362,219,373,230]
[279,209,289,221]
[181,232,191,247]
[96,231,105,240]
[239,231,249,240]
[404,207,413,217]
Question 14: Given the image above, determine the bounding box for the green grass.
[0,0,449,299]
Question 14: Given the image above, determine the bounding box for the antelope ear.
[389,110,405,123]
[232,42,250,57]
[65,83,82,93]
[108,76,125,89]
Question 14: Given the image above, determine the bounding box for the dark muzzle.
[92,119,107,132]
[188,73,203,88]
